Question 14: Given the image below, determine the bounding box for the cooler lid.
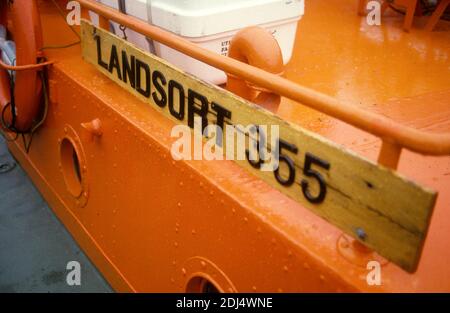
[145,0,304,38]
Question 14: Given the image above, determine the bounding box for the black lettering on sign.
[187,89,208,132]
[94,35,108,70]
[168,80,185,121]
[92,29,334,206]
[122,51,136,89]
[136,59,150,98]
[211,103,231,131]
[108,45,122,80]
[301,152,330,204]
[152,70,167,108]
[275,139,298,186]
[246,125,264,169]
[211,102,231,146]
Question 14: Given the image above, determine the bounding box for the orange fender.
[226,26,284,112]
[0,0,9,132]
[0,0,43,132]
[0,68,11,131]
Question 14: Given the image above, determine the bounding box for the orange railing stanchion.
[358,0,367,15]
[98,15,109,30]
[425,0,450,31]
[378,141,402,170]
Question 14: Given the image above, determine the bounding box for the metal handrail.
[77,0,450,163]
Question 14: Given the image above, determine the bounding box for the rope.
[0,59,54,71]
[0,62,49,153]
[19,70,49,153]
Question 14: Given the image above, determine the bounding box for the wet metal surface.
[280,0,450,140]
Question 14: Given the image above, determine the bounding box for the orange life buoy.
[0,0,43,133]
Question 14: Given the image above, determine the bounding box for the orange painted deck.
[282,0,450,291]
[5,0,450,292]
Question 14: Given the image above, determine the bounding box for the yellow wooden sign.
[81,20,436,273]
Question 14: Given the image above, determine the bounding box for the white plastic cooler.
[90,0,304,85]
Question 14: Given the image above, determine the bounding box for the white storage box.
[90,0,304,85]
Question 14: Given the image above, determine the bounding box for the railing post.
[358,0,367,15]
[98,15,109,31]
[378,140,402,170]
[81,7,90,21]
